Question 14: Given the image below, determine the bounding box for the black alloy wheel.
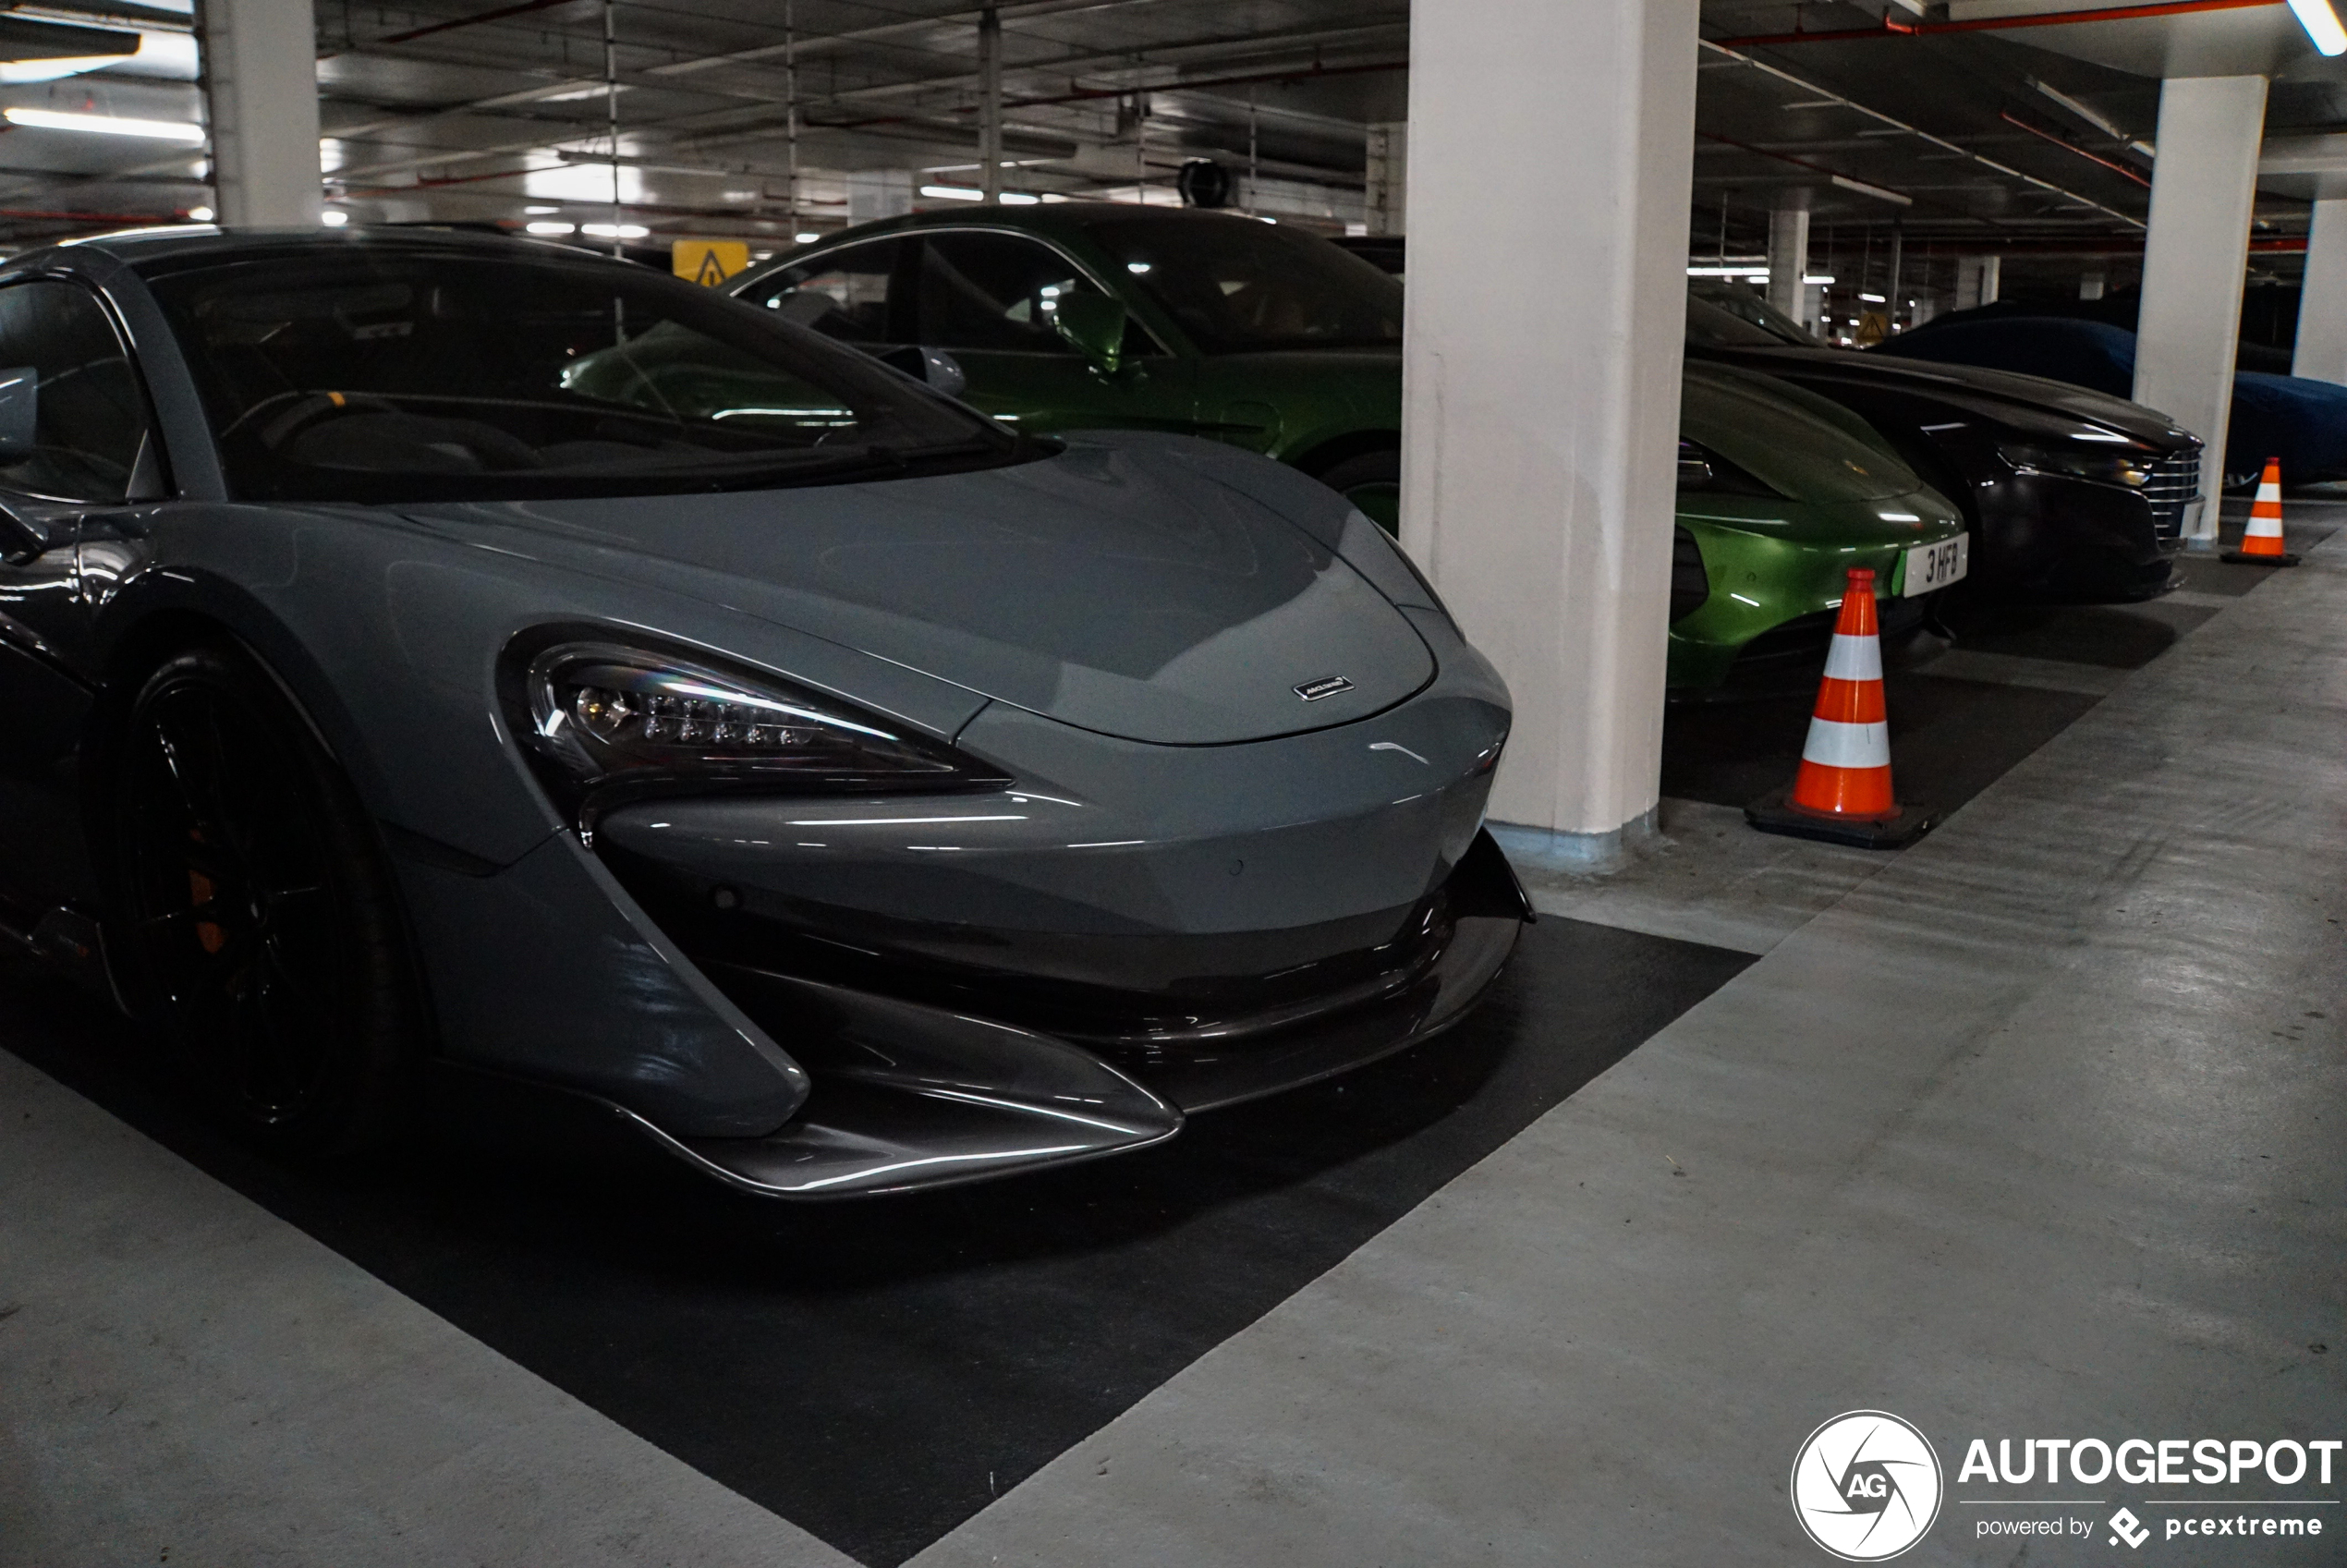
[1315,448,1401,533]
[110,643,418,1157]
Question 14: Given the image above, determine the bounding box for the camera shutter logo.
[1790,1411,1944,1561]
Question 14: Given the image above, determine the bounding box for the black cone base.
[2219,550,2299,565]
[1745,786,1942,850]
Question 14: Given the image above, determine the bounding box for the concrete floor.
[4,517,2342,1565]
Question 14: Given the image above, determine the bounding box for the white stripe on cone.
[1800,716,1891,770]
[1823,632,1883,683]
[2245,511,2284,540]
[2256,478,2282,507]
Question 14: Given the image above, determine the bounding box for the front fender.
[76,500,983,1134]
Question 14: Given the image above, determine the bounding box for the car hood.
[1681,360,1923,503]
[1733,342,2195,446]
[398,436,1433,747]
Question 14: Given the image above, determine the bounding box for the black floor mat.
[1662,670,2098,816]
[0,916,1747,1567]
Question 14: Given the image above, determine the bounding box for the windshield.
[1085,215,1403,354]
[1687,281,1820,347]
[142,246,1015,503]
[1686,294,1798,348]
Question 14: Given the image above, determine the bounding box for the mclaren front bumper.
[581,675,1526,1197]
[611,832,1526,1197]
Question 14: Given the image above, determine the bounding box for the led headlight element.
[519,640,1002,802]
[1997,439,2156,489]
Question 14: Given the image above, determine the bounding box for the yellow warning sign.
[673,239,750,286]
[1855,310,1891,347]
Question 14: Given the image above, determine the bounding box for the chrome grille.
[2144,450,2201,543]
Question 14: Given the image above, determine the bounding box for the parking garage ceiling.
[0,0,2341,257]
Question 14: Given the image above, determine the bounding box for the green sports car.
[726,206,1965,693]
[1672,360,1967,693]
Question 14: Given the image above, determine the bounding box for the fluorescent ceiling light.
[524,204,560,213]
[1860,292,1886,302]
[0,53,133,85]
[526,220,576,235]
[998,191,1040,205]
[320,209,347,225]
[920,184,982,201]
[1831,173,1913,206]
[3,105,202,140]
[2290,0,2347,55]
[794,230,820,242]
[2028,78,2129,142]
[1805,273,1835,285]
[186,204,212,222]
[580,221,648,238]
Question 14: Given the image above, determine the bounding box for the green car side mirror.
[1051,292,1127,374]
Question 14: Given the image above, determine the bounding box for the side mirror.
[0,366,36,464]
[875,344,968,398]
[1050,293,1126,374]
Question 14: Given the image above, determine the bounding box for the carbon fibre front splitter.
[615,906,1524,1199]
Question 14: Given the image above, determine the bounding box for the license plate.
[1901,534,1968,595]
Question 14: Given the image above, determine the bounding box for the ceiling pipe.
[1999,110,2153,187]
[1713,0,2280,48]
[1699,38,2146,229]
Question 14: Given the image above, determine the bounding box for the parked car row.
[1867,309,2347,490]
[732,209,2207,698]
[0,208,2241,1194]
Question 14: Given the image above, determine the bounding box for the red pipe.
[1695,129,1984,222]
[1998,111,2152,188]
[1714,0,2280,48]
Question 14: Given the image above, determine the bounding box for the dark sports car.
[0,226,1526,1196]
[1687,290,2204,600]
[1871,313,2347,492]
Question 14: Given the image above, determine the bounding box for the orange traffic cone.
[1746,566,1940,849]
[2221,457,2299,565]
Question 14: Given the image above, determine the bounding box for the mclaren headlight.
[1997,439,2157,489]
[510,638,1006,815]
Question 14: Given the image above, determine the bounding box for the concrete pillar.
[2292,197,2347,385]
[1955,255,2000,310]
[2134,73,2268,542]
[847,169,912,223]
[1767,208,1809,325]
[1400,0,1697,862]
[978,5,1003,201]
[199,0,322,225]
[1365,122,1406,237]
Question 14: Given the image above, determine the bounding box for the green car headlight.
[1997,440,2156,489]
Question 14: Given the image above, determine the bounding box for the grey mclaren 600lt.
[0,227,1526,1196]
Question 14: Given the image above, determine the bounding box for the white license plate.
[1901,534,1968,595]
